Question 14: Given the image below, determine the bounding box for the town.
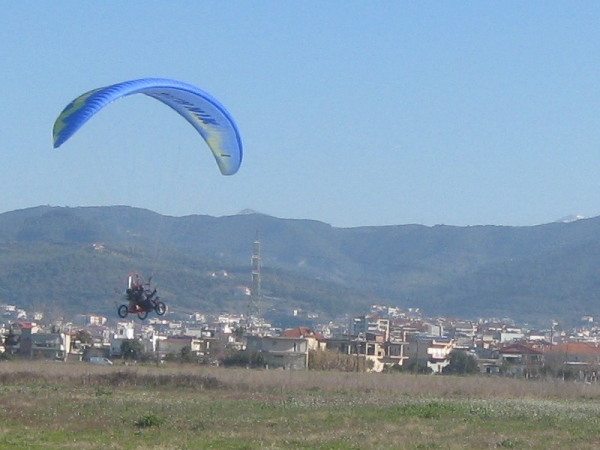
[2,300,600,381]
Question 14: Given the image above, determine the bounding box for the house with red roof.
[544,342,600,381]
[499,342,543,377]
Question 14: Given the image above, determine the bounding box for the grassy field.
[0,362,599,449]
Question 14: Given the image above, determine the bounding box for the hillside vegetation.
[1,206,599,325]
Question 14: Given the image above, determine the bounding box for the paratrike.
[117,274,166,320]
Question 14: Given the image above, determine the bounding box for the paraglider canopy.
[52,78,243,175]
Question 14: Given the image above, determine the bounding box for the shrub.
[85,371,222,389]
[134,413,164,428]
[392,360,432,374]
[0,352,16,361]
[308,349,368,372]
[222,351,266,368]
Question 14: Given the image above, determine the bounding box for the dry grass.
[0,361,599,449]
[2,360,592,400]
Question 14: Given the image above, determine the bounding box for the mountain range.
[1,205,600,327]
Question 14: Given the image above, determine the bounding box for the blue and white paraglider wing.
[52,78,242,175]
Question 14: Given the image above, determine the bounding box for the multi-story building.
[350,315,390,340]
[6,322,71,361]
[246,334,317,370]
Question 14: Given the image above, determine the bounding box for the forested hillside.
[1,206,600,326]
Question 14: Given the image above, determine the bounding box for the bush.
[308,349,368,372]
[134,413,164,428]
[83,370,222,389]
[222,351,266,368]
[0,352,16,361]
[392,360,432,375]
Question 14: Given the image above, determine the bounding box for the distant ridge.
[1,205,600,326]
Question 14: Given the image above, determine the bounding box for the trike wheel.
[137,310,148,320]
[155,302,166,316]
[118,305,128,318]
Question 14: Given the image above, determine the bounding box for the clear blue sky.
[2,2,600,228]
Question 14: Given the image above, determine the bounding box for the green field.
[0,361,599,449]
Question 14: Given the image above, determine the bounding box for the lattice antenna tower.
[247,231,262,326]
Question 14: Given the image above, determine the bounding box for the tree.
[121,339,145,360]
[3,330,19,348]
[75,329,93,345]
[442,350,479,375]
[233,326,245,338]
[179,346,194,363]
